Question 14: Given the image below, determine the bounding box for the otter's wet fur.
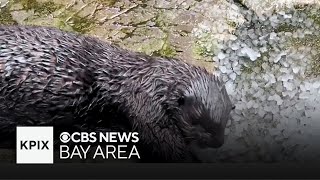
[0,25,233,162]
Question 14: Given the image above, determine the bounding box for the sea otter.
[0,25,234,162]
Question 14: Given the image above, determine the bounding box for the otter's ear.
[178,96,185,106]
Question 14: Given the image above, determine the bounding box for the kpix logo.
[16,126,54,164]
[20,140,50,150]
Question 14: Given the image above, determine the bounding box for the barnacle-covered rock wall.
[193,0,320,162]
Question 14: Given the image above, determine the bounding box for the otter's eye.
[232,105,236,110]
[178,96,185,106]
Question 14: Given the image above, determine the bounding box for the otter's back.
[0,26,100,127]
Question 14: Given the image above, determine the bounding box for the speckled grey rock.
[193,3,320,162]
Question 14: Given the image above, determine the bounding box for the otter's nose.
[209,139,224,148]
[208,134,224,148]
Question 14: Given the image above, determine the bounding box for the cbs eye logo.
[60,132,71,143]
[59,132,97,143]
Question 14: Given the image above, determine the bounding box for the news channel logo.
[16,127,140,163]
[16,126,54,164]
[60,132,71,143]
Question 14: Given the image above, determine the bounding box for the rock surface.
[194,0,320,162]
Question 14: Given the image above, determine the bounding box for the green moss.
[16,0,62,16]
[304,6,320,25]
[18,0,38,11]
[309,13,320,26]
[35,1,62,15]
[120,27,133,34]
[55,11,95,34]
[227,20,237,29]
[275,24,296,33]
[192,31,217,60]
[193,44,208,57]
[12,0,94,33]
[153,40,177,58]
[255,58,265,70]
[291,34,320,76]
[241,65,254,74]
[274,6,320,77]
[96,0,116,6]
[192,40,215,61]
[291,34,320,47]
[293,4,309,11]
[118,27,136,40]
[309,56,320,76]
[160,42,177,57]
[135,39,164,55]
[0,3,18,25]
[154,12,169,28]
[68,15,95,34]
[241,52,269,74]
[142,11,177,58]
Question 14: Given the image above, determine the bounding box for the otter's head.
[176,74,234,151]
